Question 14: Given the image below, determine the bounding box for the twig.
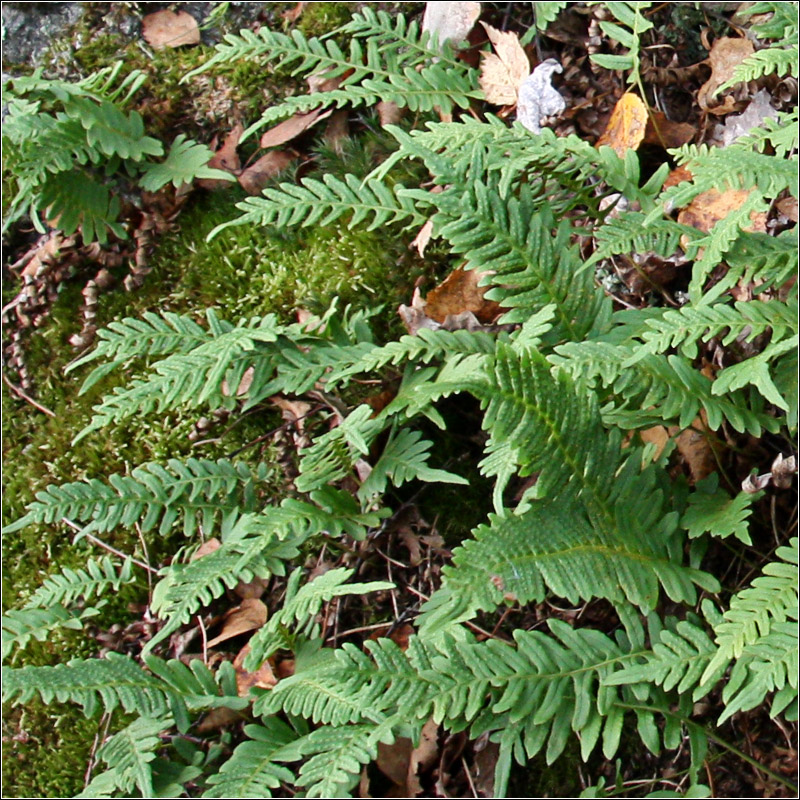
[324,621,394,644]
[2,372,55,417]
[61,518,158,574]
[197,615,208,665]
[462,755,478,798]
[134,522,154,604]
[84,711,112,789]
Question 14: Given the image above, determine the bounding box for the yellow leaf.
[596,93,648,157]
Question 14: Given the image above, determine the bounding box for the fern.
[204,719,298,798]
[4,458,268,538]
[84,716,171,798]
[23,555,134,610]
[2,606,100,660]
[681,474,761,545]
[588,1,654,88]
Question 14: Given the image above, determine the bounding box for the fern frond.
[36,169,125,244]
[681,474,761,544]
[702,538,798,682]
[722,44,798,88]
[720,621,798,722]
[1,606,99,660]
[24,556,134,610]
[604,617,724,699]
[146,516,305,653]
[138,134,235,191]
[630,298,797,360]
[3,458,267,538]
[2,652,171,717]
[551,342,779,435]
[210,174,423,239]
[418,503,717,633]
[90,716,171,798]
[357,427,467,503]
[244,568,393,671]
[74,317,280,442]
[204,720,298,798]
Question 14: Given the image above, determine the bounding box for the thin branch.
[2,372,56,417]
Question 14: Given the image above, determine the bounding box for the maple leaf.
[479,22,530,105]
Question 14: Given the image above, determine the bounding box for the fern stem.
[619,702,799,792]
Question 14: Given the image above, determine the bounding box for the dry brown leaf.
[424,267,501,324]
[596,93,648,157]
[206,598,268,648]
[479,23,530,105]
[422,1,481,47]
[281,1,308,24]
[776,196,799,223]
[142,10,200,50]
[678,187,767,237]
[191,538,221,560]
[411,220,435,257]
[376,738,414,788]
[676,424,715,483]
[407,718,440,796]
[197,124,242,190]
[663,164,694,191]
[324,110,350,154]
[643,110,695,149]
[238,151,296,196]
[259,108,333,149]
[399,527,423,566]
[640,426,671,462]
[377,100,403,126]
[234,577,269,601]
[196,706,243,733]
[233,643,277,696]
[697,37,755,114]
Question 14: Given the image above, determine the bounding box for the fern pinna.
[3,3,798,798]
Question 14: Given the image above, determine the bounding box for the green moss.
[294,2,359,37]
[2,700,100,798]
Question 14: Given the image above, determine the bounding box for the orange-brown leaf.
[697,37,755,115]
[207,598,267,648]
[424,267,501,324]
[259,108,333,149]
[238,151,295,196]
[233,644,277,696]
[596,93,648,157]
[142,10,200,50]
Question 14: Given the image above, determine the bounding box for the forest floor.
[2,2,797,798]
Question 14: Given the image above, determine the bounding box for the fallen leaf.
[422,1,481,47]
[596,93,648,157]
[376,738,414,788]
[676,423,715,483]
[411,220,434,257]
[398,287,441,335]
[710,89,778,147]
[142,9,200,51]
[259,108,333,149]
[678,187,767,237]
[377,101,403,126]
[234,577,269,601]
[640,425,671,461]
[697,37,755,114]
[663,164,694,190]
[771,453,797,489]
[281,1,308,24]
[776,196,799,223]
[479,23,530,105]
[196,706,244,733]
[399,527,422,566]
[233,643,277,696]
[324,110,350,154]
[516,59,565,133]
[472,735,500,798]
[407,718,440,796]
[424,267,501,324]
[197,124,242,191]
[206,598,268,648]
[643,110,695,149]
[238,151,295,195]
[191,538,221,560]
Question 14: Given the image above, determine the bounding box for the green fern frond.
[702,538,798,682]
[1,606,100,660]
[244,568,393,671]
[24,556,134,610]
[357,427,467,503]
[629,298,797,360]
[88,716,171,798]
[210,174,422,239]
[604,617,725,699]
[3,458,267,538]
[35,170,125,244]
[74,317,280,442]
[720,621,798,722]
[551,342,779,435]
[721,45,798,88]
[2,652,170,717]
[204,720,298,798]
[418,503,718,633]
[146,516,305,654]
[138,134,235,191]
[681,474,761,544]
